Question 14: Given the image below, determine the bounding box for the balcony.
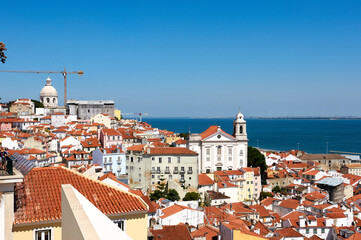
[187,170,193,174]
[165,170,170,174]
[156,170,161,174]
[151,170,156,174]
[173,170,179,174]
[180,170,185,174]
[179,179,185,183]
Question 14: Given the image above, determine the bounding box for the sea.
[141,118,361,154]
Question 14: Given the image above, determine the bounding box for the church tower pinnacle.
[233,110,247,140]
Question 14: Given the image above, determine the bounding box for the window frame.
[33,227,53,240]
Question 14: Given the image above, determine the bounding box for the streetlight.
[297,143,300,151]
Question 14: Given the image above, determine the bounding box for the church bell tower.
[233,111,247,141]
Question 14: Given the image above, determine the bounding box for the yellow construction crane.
[0,67,83,106]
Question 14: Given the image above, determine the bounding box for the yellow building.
[13,166,148,240]
[239,167,255,203]
[114,109,121,120]
[341,164,361,176]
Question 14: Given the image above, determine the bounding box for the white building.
[158,204,204,226]
[92,147,126,177]
[188,112,248,173]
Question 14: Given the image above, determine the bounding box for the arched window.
[53,98,56,103]
[239,126,243,134]
[46,98,50,103]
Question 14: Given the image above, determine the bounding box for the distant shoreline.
[137,116,361,120]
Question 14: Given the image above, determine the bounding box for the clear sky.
[1,0,361,117]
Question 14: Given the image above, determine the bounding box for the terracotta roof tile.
[199,174,215,185]
[150,223,192,240]
[14,167,148,225]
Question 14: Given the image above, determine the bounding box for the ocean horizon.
[137,117,361,155]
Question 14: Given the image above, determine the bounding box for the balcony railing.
[180,170,185,174]
[173,170,179,174]
[179,179,185,183]
[165,170,170,174]
[187,171,193,174]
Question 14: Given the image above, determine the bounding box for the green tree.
[149,190,164,201]
[179,133,189,140]
[247,146,267,185]
[166,189,180,202]
[183,192,200,201]
[260,192,273,200]
[157,176,167,192]
[31,99,44,108]
[0,42,7,64]
[272,186,281,193]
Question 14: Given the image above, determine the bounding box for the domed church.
[40,77,58,108]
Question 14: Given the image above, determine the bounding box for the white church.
[39,77,58,108]
[188,112,248,173]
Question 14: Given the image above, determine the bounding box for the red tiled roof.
[14,167,148,225]
[199,174,215,185]
[174,139,187,144]
[150,223,192,240]
[250,205,271,218]
[101,129,121,136]
[160,204,199,219]
[279,199,300,210]
[199,125,234,140]
[148,147,198,156]
[276,228,304,238]
[191,225,219,240]
[127,144,146,152]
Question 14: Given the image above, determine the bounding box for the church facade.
[188,112,248,173]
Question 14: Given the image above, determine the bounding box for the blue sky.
[1,0,361,117]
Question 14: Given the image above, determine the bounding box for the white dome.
[40,77,58,97]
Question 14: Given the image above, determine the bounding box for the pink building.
[99,129,123,148]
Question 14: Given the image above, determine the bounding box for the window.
[240,150,243,156]
[157,167,160,172]
[115,220,125,231]
[168,157,171,163]
[159,157,162,163]
[35,229,51,240]
[206,169,210,173]
[206,157,210,161]
[174,166,178,172]
[130,157,133,163]
[166,166,170,172]
[177,157,180,163]
[206,148,210,155]
[181,167,185,172]
[152,157,155,161]
[306,229,309,234]
[321,228,325,233]
[313,229,317,234]
[104,157,107,163]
